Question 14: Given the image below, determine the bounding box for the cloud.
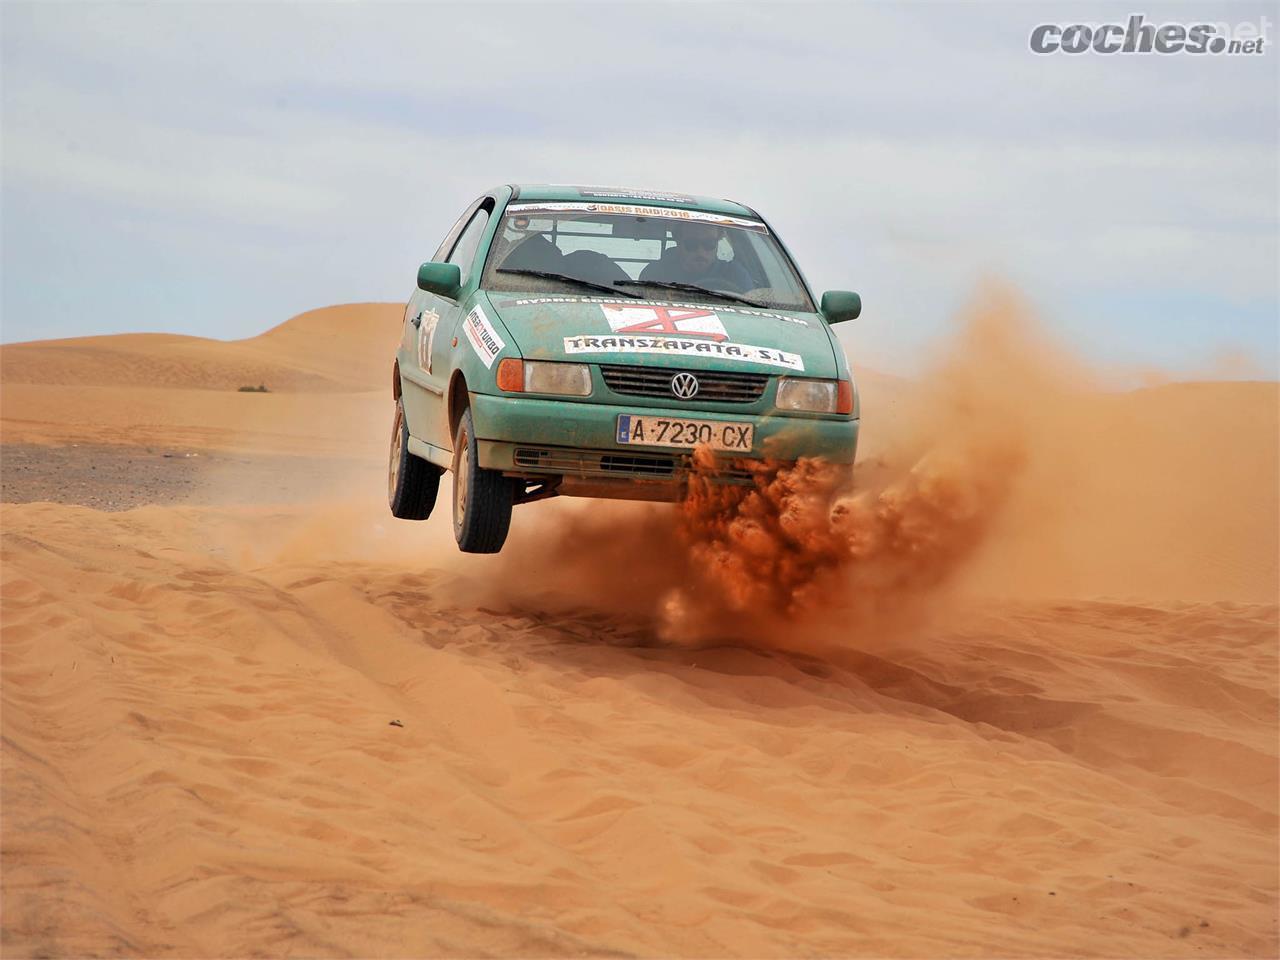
[2,1,1275,376]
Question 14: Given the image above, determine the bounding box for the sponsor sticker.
[571,185,697,204]
[417,309,440,372]
[497,296,808,327]
[463,306,504,368]
[563,334,804,371]
[602,304,727,341]
[506,201,767,232]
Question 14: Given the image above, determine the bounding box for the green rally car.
[389,184,862,553]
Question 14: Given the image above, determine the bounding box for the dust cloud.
[494,287,1083,648]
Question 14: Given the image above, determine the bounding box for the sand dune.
[2,501,1275,957]
[1,295,1277,957]
[0,383,387,454]
[0,303,403,394]
[0,303,401,453]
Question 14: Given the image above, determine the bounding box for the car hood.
[485,293,838,378]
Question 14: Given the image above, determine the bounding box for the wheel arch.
[447,370,470,440]
[391,360,402,400]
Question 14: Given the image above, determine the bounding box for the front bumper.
[470,391,858,480]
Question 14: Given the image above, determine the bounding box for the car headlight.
[496,358,592,397]
[776,377,854,414]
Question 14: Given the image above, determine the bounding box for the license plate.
[615,414,754,452]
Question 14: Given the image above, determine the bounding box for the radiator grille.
[600,364,768,403]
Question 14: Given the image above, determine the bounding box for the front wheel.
[452,407,514,553]
[388,400,441,520]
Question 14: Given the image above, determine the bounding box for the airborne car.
[389,185,862,553]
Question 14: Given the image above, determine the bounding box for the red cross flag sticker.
[601,304,728,342]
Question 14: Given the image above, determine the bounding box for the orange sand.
[1,299,1276,957]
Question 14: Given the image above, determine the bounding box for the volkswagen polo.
[389,184,862,553]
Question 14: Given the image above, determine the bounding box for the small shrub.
[237,383,270,393]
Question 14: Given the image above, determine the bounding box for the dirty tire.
[388,400,441,520]
[452,407,514,553]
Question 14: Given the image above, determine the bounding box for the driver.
[639,221,753,292]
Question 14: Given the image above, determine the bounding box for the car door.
[398,197,493,453]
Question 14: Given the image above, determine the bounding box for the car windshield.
[482,201,815,311]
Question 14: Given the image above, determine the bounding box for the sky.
[2,0,1277,378]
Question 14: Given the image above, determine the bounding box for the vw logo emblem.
[670,372,699,400]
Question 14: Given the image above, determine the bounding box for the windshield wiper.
[613,278,768,308]
[496,268,623,298]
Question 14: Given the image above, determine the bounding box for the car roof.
[503,183,758,219]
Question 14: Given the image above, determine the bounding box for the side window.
[447,207,491,282]
[431,201,479,263]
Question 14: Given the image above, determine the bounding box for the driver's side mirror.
[820,290,861,325]
[417,261,462,299]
